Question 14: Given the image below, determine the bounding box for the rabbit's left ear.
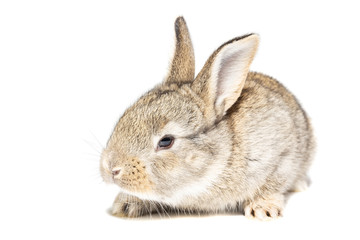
[165,17,195,84]
[192,34,259,119]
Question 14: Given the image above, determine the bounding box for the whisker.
[153,202,162,218]
[89,172,103,184]
[148,200,154,219]
[176,206,180,217]
[84,152,101,157]
[89,130,105,150]
[83,139,102,154]
[159,202,171,218]
[142,199,151,218]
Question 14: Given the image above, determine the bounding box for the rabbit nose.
[112,167,121,176]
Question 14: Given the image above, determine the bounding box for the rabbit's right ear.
[192,34,259,121]
[165,17,195,84]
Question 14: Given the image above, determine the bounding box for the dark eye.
[157,135,175,150]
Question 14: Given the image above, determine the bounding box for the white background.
[1,0,359,239]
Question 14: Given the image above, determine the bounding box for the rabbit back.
[225,72,315,200]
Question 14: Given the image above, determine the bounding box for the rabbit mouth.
[113,174,154,195]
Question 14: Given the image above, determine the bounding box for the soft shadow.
[106,206,243,221]
[107,181,312,221]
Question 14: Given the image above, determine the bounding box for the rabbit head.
[100,17,259,205]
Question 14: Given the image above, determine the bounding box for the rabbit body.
[100,17,315,219]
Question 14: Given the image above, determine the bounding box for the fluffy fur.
[100,17,315,220]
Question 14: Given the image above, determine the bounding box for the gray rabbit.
[100,17,315,219]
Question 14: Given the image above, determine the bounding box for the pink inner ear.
[216,49,245,100]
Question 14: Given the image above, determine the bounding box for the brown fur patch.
[116,157,153,192]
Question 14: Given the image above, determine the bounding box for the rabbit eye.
[157,135,175,150]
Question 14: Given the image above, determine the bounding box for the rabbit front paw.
[112,192,149,218]
[244,193,284,220]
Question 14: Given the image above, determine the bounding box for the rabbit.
[100,16,315,220]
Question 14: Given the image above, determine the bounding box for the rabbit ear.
[192,34,259,119]
[165,17,195,84]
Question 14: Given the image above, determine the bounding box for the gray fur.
[100,17,315,219]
